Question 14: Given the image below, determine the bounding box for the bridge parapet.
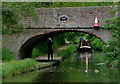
[20,6,113,29]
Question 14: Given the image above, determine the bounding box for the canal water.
[3,51,120,83]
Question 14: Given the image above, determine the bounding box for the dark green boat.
[77,39,92,52]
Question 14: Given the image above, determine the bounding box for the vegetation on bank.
[2,58,38,77]
[2,48,15,61]
[101,2,120,67]
[57,42,76,58]
[104,16,120,67]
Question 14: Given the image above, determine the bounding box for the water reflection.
[76,51,92,73]
[3,51,120,82]
[85,52,89,73]
[76,51,92,62]
[48,67,54,83]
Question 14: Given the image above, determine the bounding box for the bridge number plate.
[60,15,68,23]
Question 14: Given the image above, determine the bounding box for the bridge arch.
[2,6,115,59]
[18,29,112,59]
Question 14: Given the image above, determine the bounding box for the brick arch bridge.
[2,6,116,59]
[3,28,112,59]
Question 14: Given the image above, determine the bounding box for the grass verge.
[2,58,38,77]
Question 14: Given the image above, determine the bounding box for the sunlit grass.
[2,58,38,77]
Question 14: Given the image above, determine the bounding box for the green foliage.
[2,48,15,61]
[108,3,119,17]
[53,34,65,50]
[32,48,40,58]
[2,2,39,34]
[33,2,114,8]
[103,38,119,65]
[2,58,38,77]
[105,17,120,40]
[90,37,106,50]
[57,50,68,57]
[32,39,47,58]
[66,42,76,54]
[64,32,84,42]
[57,43,76,58]
[2,8,23,34]
[32,33,65,58]
[112,59,119,68]
[2,2,39,21]
[104,3,120,67]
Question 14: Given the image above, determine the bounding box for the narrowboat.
[77,38,92,52]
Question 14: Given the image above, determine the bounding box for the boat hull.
[77,46,92,52]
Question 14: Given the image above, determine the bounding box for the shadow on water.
[3,51,120,83]
[33,50,120,83]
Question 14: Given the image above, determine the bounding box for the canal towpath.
[34,44,68,65]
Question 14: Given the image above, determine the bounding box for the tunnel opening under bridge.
[19,30,107,59]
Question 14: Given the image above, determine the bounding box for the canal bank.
[2,43,120,83]
[2,44,68,78]
[3,51,120,83]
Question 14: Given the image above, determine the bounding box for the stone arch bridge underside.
[2,28,112,59]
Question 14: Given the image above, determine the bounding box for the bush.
[112,59,119,68]
[57,43,76,58]
[90,36,106,50]
[2,48,15,61]
[104,16,120,67]
[66,43,76,54]
[103,38,119,66]
[57,50,68,57]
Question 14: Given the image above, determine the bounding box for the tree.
[104,3,120,66]
[2,2,39,34]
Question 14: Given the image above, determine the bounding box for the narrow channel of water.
[3,51,120,83]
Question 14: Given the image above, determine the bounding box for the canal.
[3,51,120,83]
